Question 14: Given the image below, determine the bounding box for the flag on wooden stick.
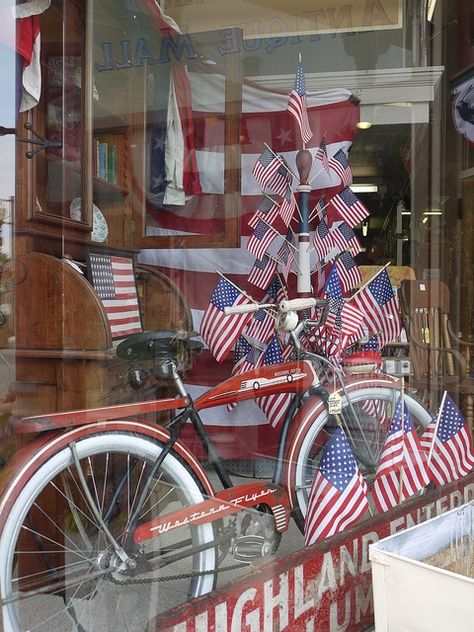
[287,61,313,145]
[421,392,474,486]
[200,277,253,362]
[372,395,430,512]
[351,267,401,347]
[305,426,369,545]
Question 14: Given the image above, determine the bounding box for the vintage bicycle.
[0,297,432,631]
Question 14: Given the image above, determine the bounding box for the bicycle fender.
[11,397,189,433]
[283,373,400,507]
[134,481,291,543]
[0,419,215,532]
[194,360,318,411]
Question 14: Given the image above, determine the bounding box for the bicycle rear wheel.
[290,382,432,532]
[0,431,216,631]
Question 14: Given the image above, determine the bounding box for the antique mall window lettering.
[165,0,401,40]
[95,0,401,71]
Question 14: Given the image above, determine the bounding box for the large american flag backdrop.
[137,2,360,437]
[88,253,142,339]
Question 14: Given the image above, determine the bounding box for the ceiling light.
[350,184,378,193]
[401,211,411,215]
[356,121,372,130]
[423,210,442,216]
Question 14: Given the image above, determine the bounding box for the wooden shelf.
[93,176,128,201]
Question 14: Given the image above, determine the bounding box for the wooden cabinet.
[10,1,242,420]
[10,253,192,419]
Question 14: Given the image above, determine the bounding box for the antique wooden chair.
[398,279,474,428]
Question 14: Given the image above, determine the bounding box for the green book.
[107,144,117,183]
[98,142,108,180]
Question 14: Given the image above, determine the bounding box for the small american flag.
[279,188,296,227]
[88,254,142,339]
[248,196,279,229]
[264,273,288,305]
[351,268,402,348]
[244,308,275,347]
[329,149,352,186]
[252,148,281,189]
[200,278,253,363]
[339,301,365,340]
[228,337,263,410]
[328,187,370,228]
[336,251,362,293]
[248,254,278,290]
[312,266,362,356]
[305,426,369,545]
[330,221,362,256]
[252,149,292,195]
[312,215,335,263]
[256,336,292,427]
[361,336,381,352]
[323,264,345,330]
[372,396,430,512]
[315,136,330,173]
[421,393,474,486]
[247,219,278,261]
[287,62,313,144]
[277,228,295,281]
[231,336,263,377]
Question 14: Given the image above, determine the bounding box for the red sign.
[150,474,474,631]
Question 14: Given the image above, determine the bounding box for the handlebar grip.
[224,302,276,316]
[224,303,260,316]
[279,298,316,313]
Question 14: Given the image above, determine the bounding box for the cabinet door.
[91,2,242,249]
[17,0,93,237]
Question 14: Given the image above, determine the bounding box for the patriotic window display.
[198,59,406,406]
[151,57,446,542]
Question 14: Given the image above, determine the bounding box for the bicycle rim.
[292,385,432,530]
[0,432,216,631]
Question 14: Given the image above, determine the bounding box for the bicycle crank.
[232,507,281,563]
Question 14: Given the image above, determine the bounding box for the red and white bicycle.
[0,298,432,631]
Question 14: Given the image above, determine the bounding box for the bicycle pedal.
[232,535,273,563]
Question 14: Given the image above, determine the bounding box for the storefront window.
[0,1,473,630]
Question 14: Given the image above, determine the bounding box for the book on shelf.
[94,138,118,184]
[93,138,99,177]
[98,142,108,180]
[107,144,117,183]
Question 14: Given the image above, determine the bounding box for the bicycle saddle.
[116,330,203,362]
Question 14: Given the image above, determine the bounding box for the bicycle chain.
[109,561,247,585]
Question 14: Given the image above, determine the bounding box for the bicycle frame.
[6,358,320,546]
[7,351,404,551]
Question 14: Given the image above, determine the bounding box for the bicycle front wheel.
[0,430,216,632]
[290,382,433,532]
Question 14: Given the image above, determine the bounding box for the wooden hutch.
[9,0,241,422]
